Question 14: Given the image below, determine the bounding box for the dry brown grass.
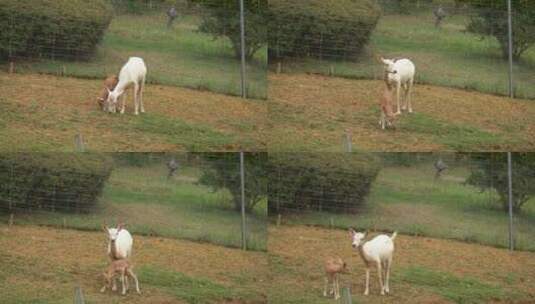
[0,224,267,304]
[269,73,535,151]
[268,225,535,303]
[0,72,266,151]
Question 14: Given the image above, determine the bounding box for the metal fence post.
[507,0,514,98]
[239,0,247,98]
[240,151,247,250]
[74,286,85,304]
[507,152,514,251]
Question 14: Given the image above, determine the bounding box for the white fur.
[105,226,133,260]
[106,57,147,115]
[349,229,397,296]
[381,57,415,115]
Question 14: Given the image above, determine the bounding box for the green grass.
[277,162,535,251]
[399,266,513,304]
[138,265,239,304]
[3,13,267,99]
[275,10,535,99]
[1,163,267,251]
[355,107,521,151]
[128,113,238,151]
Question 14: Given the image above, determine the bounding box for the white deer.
[349,228,397,296]
[106,57,147,115]
[380,57,415,115]
[103,223,133,291]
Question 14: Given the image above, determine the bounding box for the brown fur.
[97,75,119,110]
[379,82,397,128]
[101,259,140,295]
[323,256,347,299]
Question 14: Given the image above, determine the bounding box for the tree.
[198,153,267,213]
[465,153,535,212]
[460,0,535,61]
[193,0,267,60]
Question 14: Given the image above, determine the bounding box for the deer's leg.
[112,277,117,291]
[139,79,145,113]
[128,269,141,294]
[364,267,370,295]
[334,274,340,300]
[133,83,139,115]
[395,83,402,115]
[377,262,385,295]
[385,257,392,294]
[323,277,328,297]
[121,273,126,295]
[407,79,414,113]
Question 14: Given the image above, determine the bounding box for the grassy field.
[3,13,267,99]
[268,73,535,151]
[273,162,535,252]
[273,10,535,100]
[0,162,267,251]
[0,224,268,304]
[0,72,266,151]
[268,225,535,304]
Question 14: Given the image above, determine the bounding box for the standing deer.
[380,57,416,115]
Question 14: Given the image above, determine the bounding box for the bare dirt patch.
[269,73,535,151]
[0,72,266,151]
[268,224,535,304]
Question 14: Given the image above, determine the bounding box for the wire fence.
[0,0,267,99]
[268,152,535,252]
[269,0,535,100]
[0,152,267,251]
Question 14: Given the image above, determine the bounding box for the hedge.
[268,0,382,60]
[0,153,114,213]
[0,0,113,60]
[268,153,382,214]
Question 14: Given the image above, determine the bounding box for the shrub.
[268,0,382,60]
[192,0,267,60]
[0,153,114,213]
[465,153,535,213]
[268,153,382,214]
[110,0,182,15]
[0,0,113,60]
[460,0,535,61]
[197,153,267,213]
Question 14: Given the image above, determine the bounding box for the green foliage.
[466,153,535,212]
[268,153,382,214]
[193,0,267,60]
[268,0,381,60]
[0,0,113,60]
[110,0,183,15]
[0,153,113,213]
[460,0,535,61]
[197,153,267,213]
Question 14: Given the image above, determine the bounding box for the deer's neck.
[110,240,119,260]
[112,79,130,96]
[357,243,371,267]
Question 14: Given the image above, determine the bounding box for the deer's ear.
[102,225,109,232]
[375,54,384,63]
[107,88,111,94]
[348,228,356,236]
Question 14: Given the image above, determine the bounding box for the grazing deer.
[97,75,119,111]
[105,57,147,115]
